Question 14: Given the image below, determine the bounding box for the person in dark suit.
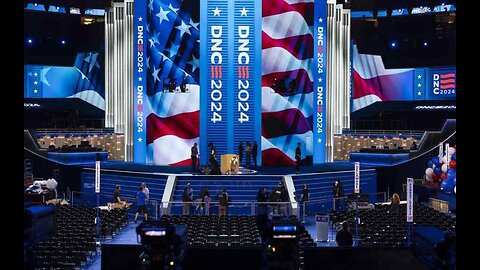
[410,141,418,150]
[252,141,258,168]
[245,142,252,169]
[336,222,353,247]
[333,180,345,210]
[238,142,244,167]
[295,143,301,173]
[191,143,199,173]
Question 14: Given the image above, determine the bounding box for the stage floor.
[83,160,379,175]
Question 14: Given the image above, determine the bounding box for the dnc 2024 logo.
[433,72,455,95]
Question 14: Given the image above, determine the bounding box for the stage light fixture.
[390,42,396,48]
[61,40,66,45]
[423,41,428,47]
[27,38,33,44]
[34,3,38,7]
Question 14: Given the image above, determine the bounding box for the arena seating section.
[330,203,456,247]
[333,133,422,160]
[28,205,128,269]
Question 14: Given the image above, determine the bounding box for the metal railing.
[160,201,297,217]
[71,191,158,219]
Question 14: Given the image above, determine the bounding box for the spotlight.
[27,38,33,44]
[34,3,38,7]
[61,40,66,45]
[390,42,396,48]
[423,41,428,47]
[56,7,60,10]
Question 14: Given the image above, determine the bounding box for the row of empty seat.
[330,203,456,248]
[27,205,128,270]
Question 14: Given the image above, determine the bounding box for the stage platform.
[82,160,379,175]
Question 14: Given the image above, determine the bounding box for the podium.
[221,154,239,174]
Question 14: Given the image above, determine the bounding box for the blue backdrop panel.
[313,0,328,163]
[133,0,148,163]
[200,0,230,163]
[233,0,261,164]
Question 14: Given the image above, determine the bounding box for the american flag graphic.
[352,44,413,111]
[261,0,314,166]
[145,0,200,165]
[23,51,105,110]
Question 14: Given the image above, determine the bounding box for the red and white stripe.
[261,0,314,165]
[146,84,199,165]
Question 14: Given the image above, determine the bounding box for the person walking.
[134,186,148,223]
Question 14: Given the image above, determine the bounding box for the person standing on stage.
[134,186,148,223]
[333,180,345,210]
[252,141,258,168]
[141,182,150,201]
[191,143,199,173]
[295,142,302,173]
[245,142,252,169]
[238,142,244,167]
[182,183,193,215]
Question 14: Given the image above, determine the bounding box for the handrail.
[403,130,456,163]
[339,129,426,136]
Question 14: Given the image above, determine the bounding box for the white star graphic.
[148,37,156,48]
[152,66,160,82]
[176,20,192,37]
[187,55,200,73]
[138,77,143,82]
[148,0,154,13]
[417,91,422,96]
[240,7,248,16]
[83,52,100,72]
[213,7,221,16]
[318,138,322,143]
[318,77,323,83]
[319,18,323,23]
[417,75,422,79]
[166,44,180,57]
[418,83,422,87]
[34,81,38,85]
[33,72,38,77]
[138,17,143,22]
[138,138,143,143]
[33,89,38,93]
[189,18,199,30]
[152,30,160,44]
[168,3,179,14]
[156,6,170,25]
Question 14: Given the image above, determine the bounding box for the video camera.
[263,219,304,270]
[135,221,187,270]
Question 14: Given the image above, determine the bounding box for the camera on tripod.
[136,221,187,270]
[263,219,304,270]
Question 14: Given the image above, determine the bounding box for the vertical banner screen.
[313,0,327,163]
[407,178,413,222]
[133,0,147,163]
[200,0,230,162]
[354,161,360,193]
[233,0,257,153]
[95,161,100,193]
